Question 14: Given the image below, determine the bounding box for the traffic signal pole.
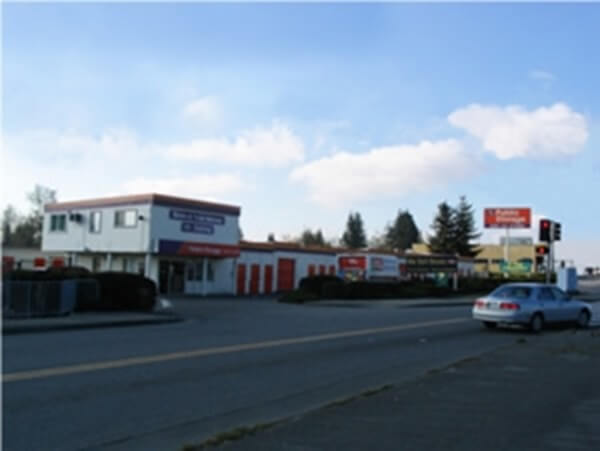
[546,222,554,284]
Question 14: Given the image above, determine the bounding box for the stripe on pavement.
[3,317,468,383]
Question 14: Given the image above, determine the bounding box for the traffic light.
[553,222,561,241]
[539,219,551,242]
[535,245,549,255]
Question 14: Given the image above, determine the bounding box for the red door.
[264,265,273,294]
[237,264,246,295]
[249,264,260,295]
[329,265,336,275]
[277,258,295,291]
[308,264,316,276]
[319,265,326,275]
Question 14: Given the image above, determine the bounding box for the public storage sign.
[484,208,531,228]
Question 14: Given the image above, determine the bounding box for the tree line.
[271,195,480,257]
[2,185,56,247]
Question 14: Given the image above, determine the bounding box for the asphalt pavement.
[3,282,600,451]
[3,298,520,451]
[215,328,600,451]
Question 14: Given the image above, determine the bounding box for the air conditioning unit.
[69,213,83,223]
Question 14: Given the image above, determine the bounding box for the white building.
[42,193,241,295]
[41,193,339,296]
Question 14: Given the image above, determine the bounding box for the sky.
[2,2,600,270]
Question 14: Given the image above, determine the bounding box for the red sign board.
[339,256,366,270]
[484,208,531,228]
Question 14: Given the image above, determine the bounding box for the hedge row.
[281,274,558,303]
[4,268,157,312]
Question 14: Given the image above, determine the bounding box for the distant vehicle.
[472,283,592,332]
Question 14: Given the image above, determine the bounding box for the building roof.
[44,193,241,215]
[240,240,342,255]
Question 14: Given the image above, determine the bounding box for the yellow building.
[411,241,546,275]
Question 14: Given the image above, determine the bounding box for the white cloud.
[183,96,223,124]
[529,70,556,82]
[290,139,477,208]
[121,174,245,200]
[1,128,245,211]
[448,103,588,160]
[4,128,144,162]
[166,121,305,167]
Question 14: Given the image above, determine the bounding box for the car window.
[550,287,569,301]
[537,287,556,300]
[491,286,532,299]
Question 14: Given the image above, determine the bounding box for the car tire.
[576,310,590,329]
[483,321,497,329]
[529,313,544,333]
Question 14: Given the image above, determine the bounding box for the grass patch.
[325,384,395,409]
[183,421,281,450]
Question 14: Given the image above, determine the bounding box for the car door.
[537,287,559,322]
[550,287,577,321]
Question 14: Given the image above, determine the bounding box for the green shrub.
[321,281,346,299]
[88,272,157,311]
[299,275,344,297]
[278,289,320,304]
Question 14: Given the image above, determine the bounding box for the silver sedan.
[472,283,592,332]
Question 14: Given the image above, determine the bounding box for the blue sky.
[3,3,600,267]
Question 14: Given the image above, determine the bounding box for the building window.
[50,214,67,232]
[207,261,214,281]
[114,209,137,228]
[89,211,102,233]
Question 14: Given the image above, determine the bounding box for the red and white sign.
[338,256,366,270]
[484,208,531,228]
[180,243,240,257]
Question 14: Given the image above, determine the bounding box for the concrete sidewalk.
[196,329,600,451]
[2,311,182,335]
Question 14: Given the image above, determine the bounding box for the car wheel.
[529,313,543,333]
[483,321,497,329]
[576,310,590,329]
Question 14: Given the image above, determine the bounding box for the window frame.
[114,209,138,228]
[49,214,67,233]
[537,287,556,301]
[89,211,102,233]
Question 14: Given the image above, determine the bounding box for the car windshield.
[491,286,532,299]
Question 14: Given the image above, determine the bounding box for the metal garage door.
[249,264,260,295]
[277,258,295,292]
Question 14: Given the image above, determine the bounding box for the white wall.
[43,204,152,253]
[212,258,236,294]
[237,250,275,294]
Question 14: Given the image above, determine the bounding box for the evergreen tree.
[298,228,328,247]
[341,212,367,249]
[453,196,481,257]
[428,202,456,254]
[385,210,421,251]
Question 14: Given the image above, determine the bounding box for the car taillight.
[475,299,485,308]
[500,302,520,310]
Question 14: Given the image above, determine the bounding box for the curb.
[2,315,183,335]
